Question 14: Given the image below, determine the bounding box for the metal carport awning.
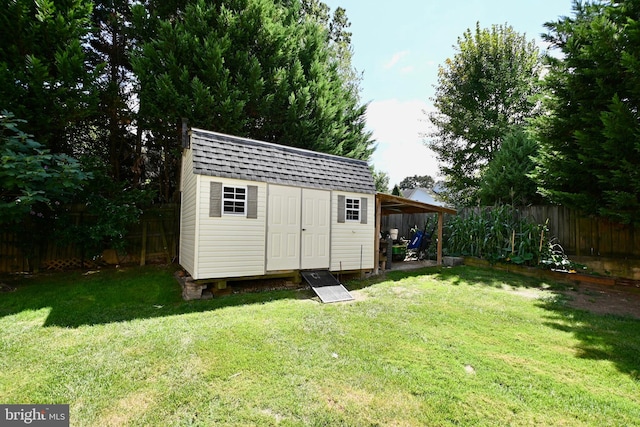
[374,193,457,273]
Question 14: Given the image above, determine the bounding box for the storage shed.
[179,128,376,282]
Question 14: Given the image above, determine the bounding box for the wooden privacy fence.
[459,205,640,258]
[0,204,180,273]
[382,212,443,242]
[3,203,638,273]
[382,205,640,259]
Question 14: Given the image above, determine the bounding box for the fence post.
[80,211,85,270]
[160,221,171,264]
[374,196,382,274]
[140,220,147,266]
[437,211,443,265]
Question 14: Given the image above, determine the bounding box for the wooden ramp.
[300,270,354,303]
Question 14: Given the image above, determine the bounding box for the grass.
[1,265,639,426]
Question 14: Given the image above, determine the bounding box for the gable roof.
[189,128,376,194]
[402,188,421,200]
[402,187,446,207]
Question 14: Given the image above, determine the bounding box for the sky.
[322,0,576,188]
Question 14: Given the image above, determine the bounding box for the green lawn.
[1,265,639,426]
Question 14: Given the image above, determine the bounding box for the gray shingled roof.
[189,128,376,194]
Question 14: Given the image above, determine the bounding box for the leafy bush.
[0,111,89,225]
[55,157,155,256]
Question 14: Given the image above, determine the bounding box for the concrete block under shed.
[443,256,464,267]
[177,274,207,300]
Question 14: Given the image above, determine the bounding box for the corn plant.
[444,205,554,267]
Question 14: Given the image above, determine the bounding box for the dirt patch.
[559,282,640,319]
[227,277,302,294]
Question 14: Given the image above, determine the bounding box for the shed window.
[345,198,360,221]
[337,195,368,224]
[223,186,246,215]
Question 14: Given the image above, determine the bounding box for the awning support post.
[437,211,443,266]
[374,196,382,274]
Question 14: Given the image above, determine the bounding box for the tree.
[88,0,140,184]
[0,112,89,226]
[301,0,360,93]
[0,0,99,155]
[307,2,363,102]
[55,156,154,256]
[371,168,390,193]
[427,23,543,205]
[398,175,435,191]
[392,185,401,196]
[131,0,373,201]
[0,0,372,208]
[532,0,640,223]
[477,128,543,206]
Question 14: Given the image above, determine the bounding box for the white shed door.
[267,186,301,271]
[301,189,330,270]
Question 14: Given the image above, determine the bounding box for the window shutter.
[337,195,345,223]
[360,197,368,224]
[247,185,258,219]
[209,182,222,217]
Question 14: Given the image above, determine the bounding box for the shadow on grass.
[0,265,313,328]
[353,264,569,292]
[429,264,571,291]
[427,265,640,381]
[0,264,447,329]
[537,299,640,380]
[3,264,639,381]
[349,264,640,381]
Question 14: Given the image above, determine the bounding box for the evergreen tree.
[87,0,185,189]
[532,0,640,223]
[477,128,542,206]
[0,0,371,204]
[88,0,140,183]
[0,0,99,155]
[301,1,363,102]
[427,23,542,205]
[131,0,373,200]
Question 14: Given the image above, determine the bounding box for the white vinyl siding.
[331,192,375,271]
[179,149,198,277]
[196,177,267,279]
[181,162,375,279]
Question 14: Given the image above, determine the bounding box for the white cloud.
[384,50,410,69]
[366,99,441,187]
